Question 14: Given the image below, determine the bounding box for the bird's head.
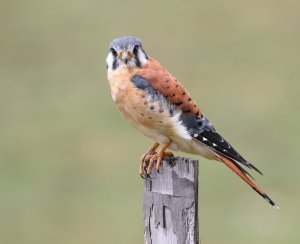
[106,36,149,70]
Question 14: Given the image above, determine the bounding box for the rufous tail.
[217,154,279,209]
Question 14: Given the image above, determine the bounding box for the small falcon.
[106,36,278,208]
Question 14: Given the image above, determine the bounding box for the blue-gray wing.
[181,114,263,177]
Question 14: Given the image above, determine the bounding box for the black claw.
[144,166,148,172]
[146,173,153,179]
[157,170,160,174]
[140,174,145,179]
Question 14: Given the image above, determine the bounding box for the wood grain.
[143,157,199,244]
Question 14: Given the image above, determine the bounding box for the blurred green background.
[1,0,299,243]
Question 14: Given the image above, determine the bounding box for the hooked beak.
[119,51,132,64]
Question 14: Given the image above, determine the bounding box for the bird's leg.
[143,151,173,162]
[146,143,171,175]
[155,143,170,172]
[139,143,159,177]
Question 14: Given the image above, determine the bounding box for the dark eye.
[133,45,139,54]
[110,48,117,56]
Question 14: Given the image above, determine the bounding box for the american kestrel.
[106,36,278,208]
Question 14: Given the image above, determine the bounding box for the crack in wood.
[143,157,199,244]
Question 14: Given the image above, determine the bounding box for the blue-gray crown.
[109,36,142,49]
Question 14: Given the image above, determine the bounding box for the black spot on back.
[174,102,183,106]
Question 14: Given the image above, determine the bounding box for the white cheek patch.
[106,53,115,70]
[137,49,148,65]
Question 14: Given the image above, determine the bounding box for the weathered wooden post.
[143,157,199,244]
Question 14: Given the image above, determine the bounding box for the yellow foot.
[139,143,171,178]
[139,143,159,178]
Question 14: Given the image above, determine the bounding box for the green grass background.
[1,0,299,243]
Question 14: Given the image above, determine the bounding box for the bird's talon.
[144,155,152,162]
[146,173,153,179]
[138,143,170,177]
